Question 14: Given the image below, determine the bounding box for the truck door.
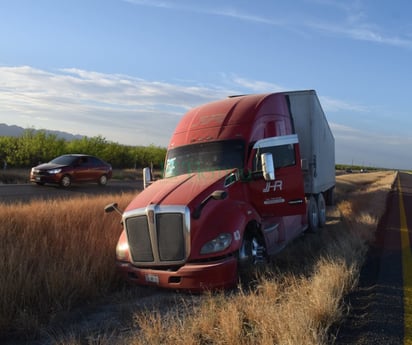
[248,135,306,218]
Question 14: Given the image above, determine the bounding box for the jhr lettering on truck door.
[262,180,283,192]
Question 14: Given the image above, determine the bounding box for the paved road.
[335,172,412,345]
[0,180,143,204]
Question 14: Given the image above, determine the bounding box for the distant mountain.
[0,123,84,141]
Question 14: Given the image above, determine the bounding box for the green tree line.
[0,129,167,169]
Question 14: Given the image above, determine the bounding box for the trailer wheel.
[238,229,266,282]
[317,193,326,228]
[325,187,335,206]
[307,195,319,232]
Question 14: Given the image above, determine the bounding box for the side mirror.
[104,202,123,216]
[211,190,228,200]
[261,152,275,181]
[143,167,152,189]
[193,190,228,219]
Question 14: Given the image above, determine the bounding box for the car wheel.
[35,182,45,186]
[98,174,108,186]
[60,175,71,188]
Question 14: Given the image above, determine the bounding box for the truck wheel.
[317,193,326,228]
[325,187,335,206]
[307,195,319,232]
[238,230,266,282]
[60,175,71,188]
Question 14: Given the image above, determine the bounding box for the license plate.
[145,274,159,284]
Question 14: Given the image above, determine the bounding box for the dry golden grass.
[0,170,397,344]
[121,171,397,345]
[129,262,354,345]
[336,171,396,243]
[0,192,135,337]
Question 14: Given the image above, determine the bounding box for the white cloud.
[330,122,406,146]
[230,77,285,93]
[0,66,378,144]
[304,0,412,48]
[1,65,410,169]
[123,0,412,49]
[320,96,369,113]
[123,0,172,9]
[306,20,412,49]
[0,66,235,146]
[330,122,412,169]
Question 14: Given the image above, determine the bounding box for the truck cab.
[107,90,335,291]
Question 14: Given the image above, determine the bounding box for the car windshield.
[49,155,78,165]
[164,140,244,178]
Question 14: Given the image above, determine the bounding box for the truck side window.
[254,144,296,171]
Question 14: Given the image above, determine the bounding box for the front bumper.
[116,256,238,292]
[30,173,60,184]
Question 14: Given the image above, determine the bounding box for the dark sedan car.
[30,154,112,188]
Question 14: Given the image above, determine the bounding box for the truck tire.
[325,187,335,206]
[238,229,266,283]
[307,195,319,232]
[317,193,326,228]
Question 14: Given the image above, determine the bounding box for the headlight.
[116,241,130,261]
[48,168,62,174]
[200,233,232,254]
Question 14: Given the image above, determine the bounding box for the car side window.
[78,157,89,166]
[88,157,100,167]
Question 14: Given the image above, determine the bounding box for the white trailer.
[285,90,335,204]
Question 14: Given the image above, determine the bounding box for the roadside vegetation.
[0,171,396,344]
[0,129,166,169]
[0,129,387,178]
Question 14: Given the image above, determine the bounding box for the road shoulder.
[334,177,404,345]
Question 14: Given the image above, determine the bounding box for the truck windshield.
[164,140,244,178]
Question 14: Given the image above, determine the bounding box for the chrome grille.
[124,205,190,266]
[126,216,153,262]
[156,213,185,261]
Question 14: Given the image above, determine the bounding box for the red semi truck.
[105,90,335,291]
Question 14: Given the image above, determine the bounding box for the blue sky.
[0,0,411,169]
